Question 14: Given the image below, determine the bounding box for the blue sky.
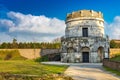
[0,0,120,42]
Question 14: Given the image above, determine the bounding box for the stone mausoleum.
[61,10,109,63]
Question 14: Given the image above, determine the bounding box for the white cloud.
[0,11,66,42]
[1,11,120,42]
[7,11,65,34]
[105,16,120,39]
[0,19,14,32]
[0,32,12,42]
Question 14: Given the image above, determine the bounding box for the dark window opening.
[82,28,88,37]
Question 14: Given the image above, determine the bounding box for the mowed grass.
[110,55,120,61]
[0,60,68,76]
[0,50,68,76]
[104,53,120,76]
[104,66,120,76]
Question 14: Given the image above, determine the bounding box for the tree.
[110,40,116,48]
[0,42,8,48]
[12,38,18,48]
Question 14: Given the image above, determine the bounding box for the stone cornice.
[66,10,103,21]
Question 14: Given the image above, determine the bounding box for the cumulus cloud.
[105,16,120,39]
[0,11,65,42]
[0,32,12,42]
[1,11,120,42]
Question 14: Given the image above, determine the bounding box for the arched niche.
[67,47,74,53]
[98,46,104,62]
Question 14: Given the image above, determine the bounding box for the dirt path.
[64,63,120,80]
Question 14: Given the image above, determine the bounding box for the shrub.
[0,50,26,60]
[4,54,12,60]
[35,56,49,62]
[110,53,120,61]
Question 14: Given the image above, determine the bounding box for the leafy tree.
[110,40,116,48]
[0,41,61,49]
[0,42,8,48]
[12,38,18,48]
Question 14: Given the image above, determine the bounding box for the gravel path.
[64,63,120,80]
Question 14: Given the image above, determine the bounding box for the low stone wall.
[18,49,41,59]
[41,49,60,56]
[103,59,120,71]
[41,49,61,61]
[0,49,60,60]
[0,49,41,59]
[110,48,120,58]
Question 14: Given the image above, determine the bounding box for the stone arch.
[66,47,76,63]
[67,47,74,53]
[98,46,104,62]
[81,47,90,62]
[81,46,90,52]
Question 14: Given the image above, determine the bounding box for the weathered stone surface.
[103,59,120,71]
[61,10,109,63]
[66,10,103,20]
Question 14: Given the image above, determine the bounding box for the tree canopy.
[0,39,61,49]
[110,40,120,48]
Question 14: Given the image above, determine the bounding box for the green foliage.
[0,74,73,80]
[0,50,26,60]
[35,56,49,62]
[0,60,68,76]
[0,42,61,49]
[110,40,120,48]
[12,38,18,48]
[110,40,116,48]
[104,66,120,76]
[110,54,120,61]
[4,53,12,60]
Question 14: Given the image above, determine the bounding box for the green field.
[0,50,70,79]
[104,66,120,76]
[0,60,68,76]
[104,54,120,76]
[0,50,68,76]
[110,55,120,61]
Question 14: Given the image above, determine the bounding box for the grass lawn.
[105,54,120,76]
[0,60,68,76]
[104,66,120,76]
[110,55,120,61]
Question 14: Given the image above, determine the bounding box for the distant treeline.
[110,40,120,48]
[1,39,119,49]
[0,39,61,49]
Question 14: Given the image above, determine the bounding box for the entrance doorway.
[82,52,89,62]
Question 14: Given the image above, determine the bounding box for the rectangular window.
[82,28,88,37]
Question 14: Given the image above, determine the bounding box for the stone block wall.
[0,49,61,60]
[103,59,120,71]
[40,49,60,56]
[40,49,61,61]
[18,49,41,59]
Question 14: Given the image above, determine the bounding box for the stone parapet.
[66,10,103,21]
